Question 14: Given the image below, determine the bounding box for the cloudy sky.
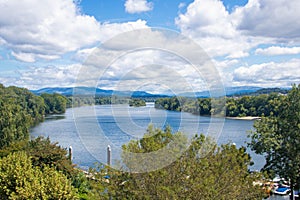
[0,0,299,93]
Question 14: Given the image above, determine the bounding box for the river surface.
[31,103,265,170]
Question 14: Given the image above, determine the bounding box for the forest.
[155,92,285,117]
[129,98,146,107]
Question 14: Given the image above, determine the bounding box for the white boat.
[274,186,291,195]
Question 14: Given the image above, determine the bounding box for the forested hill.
[228,87,289,97]
[0,84,68,148]
[0,83,87,198]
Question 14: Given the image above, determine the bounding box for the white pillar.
[69,146,73,161]
[107,145,111,166]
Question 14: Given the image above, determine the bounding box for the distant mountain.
[31,87,113,96]
[179,86,263,97]
[31,87,168,98]
[225,86,262,96]
[246,87,290,95]
[31,86,289,98]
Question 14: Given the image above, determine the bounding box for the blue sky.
[0,0,299,93]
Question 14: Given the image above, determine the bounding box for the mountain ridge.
[31,86,290,98]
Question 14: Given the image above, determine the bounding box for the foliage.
[0,83,95,198]
[129,98,146,107]
[155,93,285,117]
[41,93,69,114]
[0,84,45,148]
[249,84,300,198]
[69,96,131,107]
[0,151,78,199]
[92,126,264,199]
[26,136,76,178]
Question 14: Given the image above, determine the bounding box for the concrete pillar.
[107,145,111,166]
[69,146,73,161]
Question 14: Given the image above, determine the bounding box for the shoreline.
[226,116,261,120]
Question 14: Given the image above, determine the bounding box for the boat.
[274,186,291,195]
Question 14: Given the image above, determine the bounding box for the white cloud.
[213,59,239,69]
[236,0,300,41]
[5,64,81,89]
[0,0,101,62]
[176,0,236,39]
[97,20,148,43]
[255,46,300,56]
[175,0,257,58]
[73,29,221,94]
[0,0,149,62]
[178,2,186,9]
[125,0,153,14]
[233,59,300,87]
[1,32,209,93]
[176,0,300,59]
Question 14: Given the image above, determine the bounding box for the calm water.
[31,103,265,170]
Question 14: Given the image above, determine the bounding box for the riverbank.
[226,116,261,120]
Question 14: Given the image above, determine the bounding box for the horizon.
[0,0,299,93]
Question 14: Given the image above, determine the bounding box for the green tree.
[129,98,146,107]
[100,126,263,199]
[0,98,31,148]
[41,93,68,114]
[26,136,75,178]
[249,84,300,199]
[0,151,78,199]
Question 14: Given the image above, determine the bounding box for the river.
[31,103,265,170]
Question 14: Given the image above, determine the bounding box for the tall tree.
[249,84,300,199]
[0,98,31,148]
[99,126,263,199]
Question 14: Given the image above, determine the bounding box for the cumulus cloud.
[236,0,300,41]
[73,29,221,94]
[255,46,300,56]
[0,0,149,62]
[175,0,257,58]
[125,0,153,14]
[0,0,101,62]
[0,64,81,89]
[233,59,300,87]
[1,28,218,93]
[176,0,300,59]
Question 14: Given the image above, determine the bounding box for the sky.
[0,0,299,94]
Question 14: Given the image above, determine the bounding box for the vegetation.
[249,84,300,199]
[155,93,285,117]
[0,84,94,199]
[2,83,298,199]
[69,96,131,107]
[129,98,146,107]
[0,84,68,148]
[41,93,69,114]
[91,125,264,199]
[0,151,78,199]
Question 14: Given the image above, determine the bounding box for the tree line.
[155,92,285,117]
[69,96,146,107]
[129,98,146,107]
